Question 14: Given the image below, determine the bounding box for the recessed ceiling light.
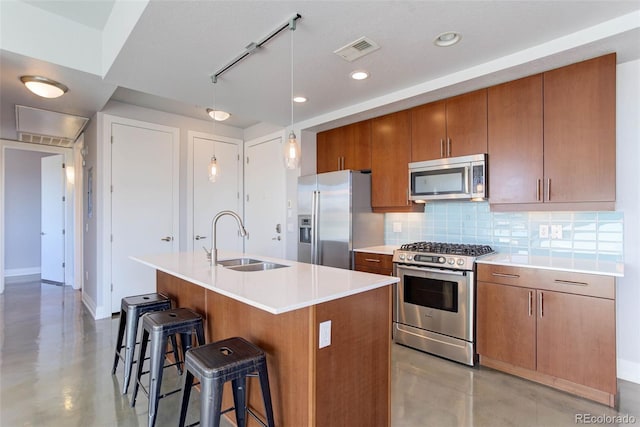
[434,31,461,47]
[293,96,307,103]
[206,108,231,121]
[20,75,68,98]
[350,71,369,80]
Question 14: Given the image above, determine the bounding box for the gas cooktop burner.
[399,241,494,256]
[394,241,495,270]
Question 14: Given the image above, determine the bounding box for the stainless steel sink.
[226,262,289,272]
[217,258,263,267]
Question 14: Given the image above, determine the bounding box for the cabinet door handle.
[491,272,520,279]
[554,279,589,287]
[440,139,445,158]
[539,292,544,318]
[342,157,345,170]
[338,157,341,170]
[536,179,541,201]
[528,291,533,317]
[406,187,410,206]
[447,138,452,157]
[365,258,381,263]
[547,178,551,201]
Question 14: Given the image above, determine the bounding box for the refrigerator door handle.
[311,190,320,264]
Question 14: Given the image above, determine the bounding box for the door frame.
[0,139,77,294]
[98,115,179,319]
[186,130,244,252]
[244,130,288,259]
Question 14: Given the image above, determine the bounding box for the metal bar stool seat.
[131,307,205,427]
[178,337,275,427]
[112,293,178,395]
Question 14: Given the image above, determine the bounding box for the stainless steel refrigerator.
[297,170,383,269]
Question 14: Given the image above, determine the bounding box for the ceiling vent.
[333,36,380,62]
[16,105,89,147]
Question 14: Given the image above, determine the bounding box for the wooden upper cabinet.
[411,89,487,162]
[543,53,616,204]
[488,75,544,204]
[371,111,414,210]
[411,101,446,161]
[316,121,371,173]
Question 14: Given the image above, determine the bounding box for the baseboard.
[618,358,640,385]
[82,292,98,319]
[5,267,40,277]
[5,273,41,284]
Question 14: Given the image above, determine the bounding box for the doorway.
[0,142,76,293]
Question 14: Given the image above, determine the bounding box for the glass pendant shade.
[208,156,218,182]
[284,131,300,169]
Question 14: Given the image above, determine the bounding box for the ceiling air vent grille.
[334,36,380,62]
[18,132,74,147]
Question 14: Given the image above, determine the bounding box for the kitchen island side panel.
[315,284,392,427]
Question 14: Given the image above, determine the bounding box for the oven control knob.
[457,258,465,266]
[438,257,445,264]
[447,258,455,265]
[407,255,414,261]
[399,254,406,260]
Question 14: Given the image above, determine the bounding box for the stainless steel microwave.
[408,154,487,202]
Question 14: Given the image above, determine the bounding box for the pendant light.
[284,17,301,169]
[208,80,219,182]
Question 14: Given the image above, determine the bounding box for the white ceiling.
[1,1,639,141]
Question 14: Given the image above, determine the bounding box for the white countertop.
[477,253,624,277]
[132,251,399,315]
[354,245,400,256]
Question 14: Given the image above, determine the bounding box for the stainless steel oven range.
[392,242,494,366]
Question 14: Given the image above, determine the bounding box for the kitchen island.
[133,251,398,427]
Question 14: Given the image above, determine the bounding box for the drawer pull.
[554,279,589,287]
[365,258,381,263]
[528,291,533,317]
[491,272,520,279]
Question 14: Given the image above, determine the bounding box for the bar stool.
[112,293,178,394]
[131,307,205,427]
[178,337,275,427]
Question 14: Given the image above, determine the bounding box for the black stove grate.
[399,241,494,256]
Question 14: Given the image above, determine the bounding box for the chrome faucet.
[209,210,248,266]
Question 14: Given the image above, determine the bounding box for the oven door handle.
[395,265,466,276]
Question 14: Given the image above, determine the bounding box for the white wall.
[615,59,640,384]
[82,115,99,316]
[4,149,49,276]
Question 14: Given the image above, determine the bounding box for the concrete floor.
[1,281,638,427]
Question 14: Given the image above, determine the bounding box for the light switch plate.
[319,320,331,348]
[551,224,563,239]
[393,222,402,233]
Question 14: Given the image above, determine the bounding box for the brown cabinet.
[488,54,616,210]
[477,264,616,407]
[411,89,487,161]
[354,252,393,275]
[487,75,544,204]
[543,53,616,205]
[317,121,371,173]
[371,111,420,212]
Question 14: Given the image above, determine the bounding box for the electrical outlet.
[393,222,402,233]
[319,320,332,348]
[551,224,563,239]
[539,225,549,238]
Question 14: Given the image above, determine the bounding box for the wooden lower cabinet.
[477,264,617,406]
[354,252,393,275]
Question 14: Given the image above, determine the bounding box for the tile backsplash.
[384,202,623,262]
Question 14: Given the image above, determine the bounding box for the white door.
[41,154,65,283]
[111,123,177,313]
[244,137,285,258]
[191,136,242,253]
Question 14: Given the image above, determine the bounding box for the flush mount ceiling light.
[434,31,462,47]
[293,96,307,103]
[20,75,68,98]
[350,70,369,80]
[206,108,230,121]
